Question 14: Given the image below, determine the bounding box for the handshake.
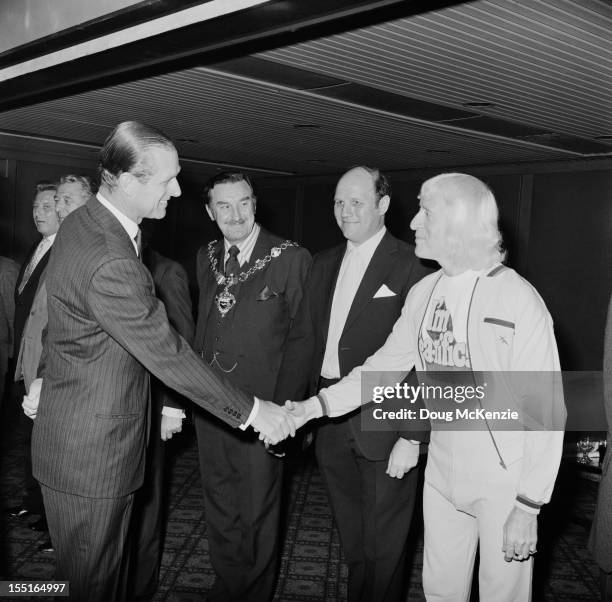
[21,378,324,446]
[251,398,323,445]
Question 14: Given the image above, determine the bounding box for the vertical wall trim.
[293,184,304,244]
[516,174,533,276]
[7,158,18,256]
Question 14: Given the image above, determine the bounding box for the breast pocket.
[483,317,515,365]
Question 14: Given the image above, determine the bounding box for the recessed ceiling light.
[293,124,321,129]
[594,135,612,141]
[176,138,200,144]
[307,158,327,163]
[426,149,451,154]
[462,102,496,109]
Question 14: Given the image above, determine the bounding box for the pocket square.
[373,284,396,298]
[257,285,279,301]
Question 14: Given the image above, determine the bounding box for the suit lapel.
[235,227,271,304]
[201,241,223,323]
[319,246,345,339]
[342,232,397,334]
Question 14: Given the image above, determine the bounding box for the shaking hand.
[251,399,297,445]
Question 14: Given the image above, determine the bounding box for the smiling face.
[333,167,389,245]
[129,146,181,221]
[55,181,90,223]
[32,190,60,237]
[206,179,256,244]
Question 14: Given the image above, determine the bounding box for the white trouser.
[422,432,533,602]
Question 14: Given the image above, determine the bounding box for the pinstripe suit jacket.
[32,198,253,498]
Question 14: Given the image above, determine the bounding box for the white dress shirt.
[321,226,387,379]
[224,222,260,267]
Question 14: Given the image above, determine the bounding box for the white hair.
[420,173,505,270]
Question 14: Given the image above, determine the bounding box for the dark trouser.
[196,413,282,602]
[316,419,419,602]
[601,569,612,602]
[14,380,45,515]
[41,484,134,602]
[128,403,165,598]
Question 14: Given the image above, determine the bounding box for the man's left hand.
[161,415,183,441]
[502,506,538,561]
[386,437,419,478]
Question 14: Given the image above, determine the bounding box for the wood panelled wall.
[1,147,611,370]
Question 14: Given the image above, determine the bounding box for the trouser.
[196,414,282,602]
[316,419,418,602]
[14,380,44,515]
[422,436,533,602]
[41,484,134,602]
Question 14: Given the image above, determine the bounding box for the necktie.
[19,237,51,294]
[134,229,142,260]
[225,245,240,278]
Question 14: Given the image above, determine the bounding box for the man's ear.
[118,172,137,197]
[205,204,215,222]
[378,194,391,215]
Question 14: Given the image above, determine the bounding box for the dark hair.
[202,172,255,205]
[98,121,175,189]
[35,181,57,194]
[347,165,391,205]
[59,174,95,198]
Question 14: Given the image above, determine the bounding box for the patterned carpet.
[0,403,602,601]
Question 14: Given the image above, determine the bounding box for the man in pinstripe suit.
[29,121,296,602]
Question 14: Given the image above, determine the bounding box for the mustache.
[225,218,246,225]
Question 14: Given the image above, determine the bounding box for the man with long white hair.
[285,173,566,601]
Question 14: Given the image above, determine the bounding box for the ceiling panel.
[0,0,609,176]
[260,0,612,140]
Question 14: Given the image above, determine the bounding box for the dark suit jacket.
[0,256,19,400]
[194,227,311,404]
[0,257,19,360]
[13,242,51,360]
[590,296,612,572]
[32,198,254,499]
[143,245,195,411]
[277,231,431,460]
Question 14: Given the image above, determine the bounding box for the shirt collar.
[42,233,57,244]
[224,222,260,258]
[97,192,139,241]
[346,226,386,257]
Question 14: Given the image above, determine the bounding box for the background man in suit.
[29,121,296,602]
[589,296,612,601]
[278,166,430,602]
[0,256,19,408]
[193,171,311,602]
[128,239,195,600]
[19,174,94,553]
[19,175,94,402]
[6,182,58,529]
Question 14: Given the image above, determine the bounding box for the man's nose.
[341,203,353,218]
[169,178,181,197]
